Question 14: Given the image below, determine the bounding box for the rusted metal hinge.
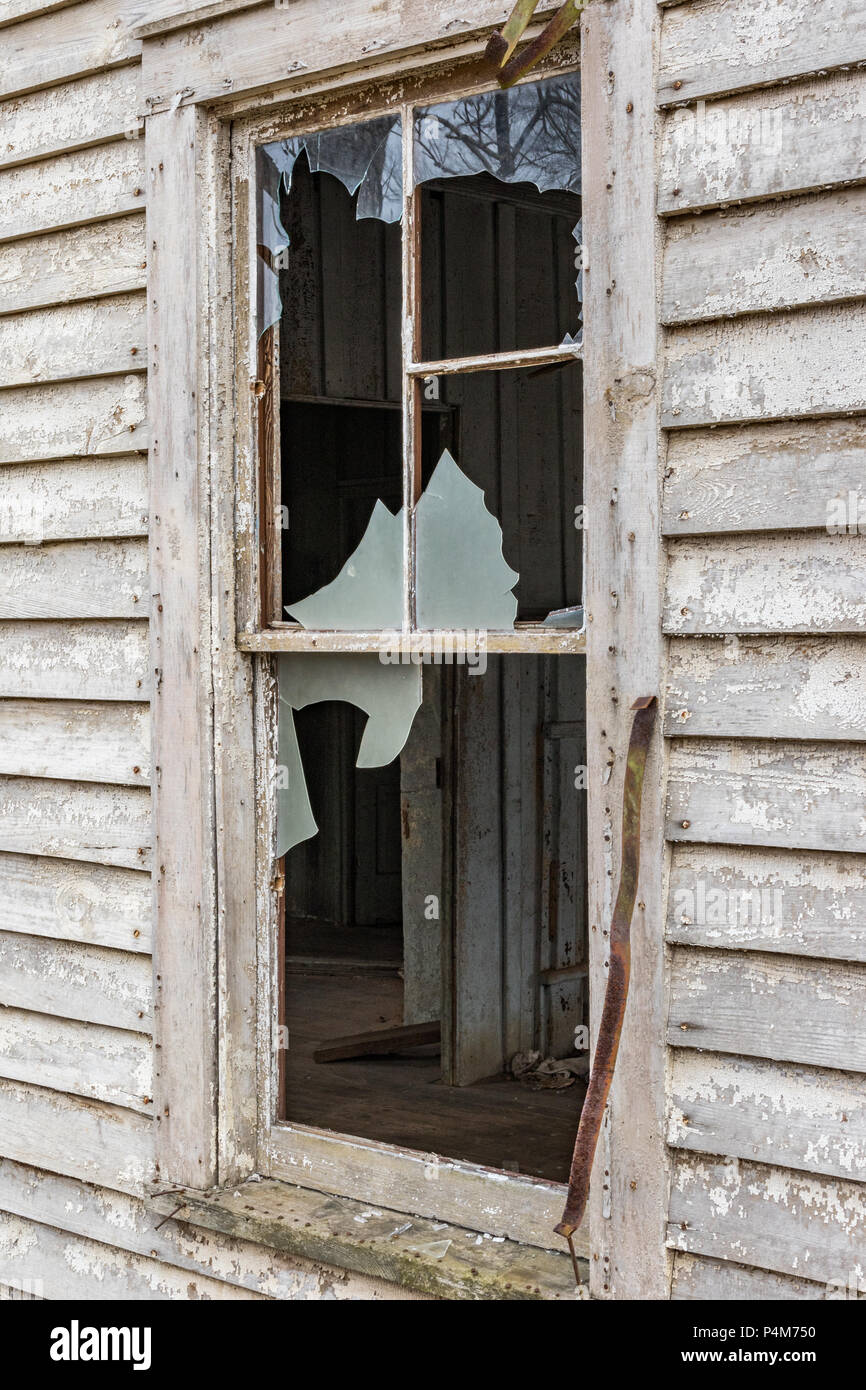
[555,694,658,1283]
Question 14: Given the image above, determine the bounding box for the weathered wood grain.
[669,1154,866,1288]
[667,844,866,962]
[662,189,866,326]
[0,776,151,870]
[663,305,866,428]
[0,1006,151,1112]
[0,293,146,386]
[0,853,151,952]
[0,457,148,542]
[672,1252,842,1301]
[0,1077,153,1192]
[0,933,151,1032]
[668,1049,866,1182]
[0,67,140,170]
[0,141,144,244]
[0,215,146,317]
[669,947,866,1072]
[659,72,866,214]
[0,538,148,619]
[665,534,866,635]
[659,0,866,106]
[0,620,149,700]
[662,418,866,536]
[0,375,147,461]
[667,739,866,854]
[666,636,866,740]
[0,2,148,101]
[0,699,149,785]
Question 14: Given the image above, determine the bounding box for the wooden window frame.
[141,0,668,1295]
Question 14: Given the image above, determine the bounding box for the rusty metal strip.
[485,0,586,88]
[555,695,658,1269]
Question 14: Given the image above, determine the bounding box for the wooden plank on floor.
[0,293,146,387]
[667,739,866,855]
[0,699,149,785]
[0,853,151,952]
[0,375,147,461]
[0,1006,151,1112]
[668,946,866,1072]
[0,776,151,870]
[0,141,145,243]
[0,215,146,318]
[0,538,148,619]
[0,457,148,543]
[0,620,149,701]
[668,1049,866,1182]
[667,844,866,963]
[662,418,866,536]
[664,534,866,635]
[0,1077,153,1193]
[0,933,151,1031]
[666,636,866,741]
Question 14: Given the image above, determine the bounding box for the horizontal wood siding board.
[665,637,866,741]
[0,66,140,171]
[0,699,149,785]
[659,71,866,215]
[0,932,151,1031]
[0,776,151,870]
[668,1049,866,1182]
[0,216,146,318]
[662,189,866,326]
[0,1,148,102]
[669,946,866,1072]
[0,538,148,619]
[671,1252,846,1301]
[0,620,149,701]
[0,853,151,952]
[0,1077,153,1192]
[664,534,866,635]
[0,293,146,388]
[667,739,866,855]
[658,0,866,106]
[662,418,866,536]
[0,457,148,543]
[667,843,866,963]
[663,305,866,429]
[0,142,145,245]
[669,1153,866,1288]
[0,376,147,462]
[0,1006,152,1112]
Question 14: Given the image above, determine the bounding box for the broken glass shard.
[285,498,404,632]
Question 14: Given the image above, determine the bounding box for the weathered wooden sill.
[150,1178,589,1301]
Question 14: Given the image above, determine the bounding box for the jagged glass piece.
[285,498,403,631]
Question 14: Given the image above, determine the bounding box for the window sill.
[150,1179,589,1301]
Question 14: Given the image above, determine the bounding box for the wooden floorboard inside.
[285,971,584,1182]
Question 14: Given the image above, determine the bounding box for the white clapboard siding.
[0,1006,151,1111]
[0,699,149,784]
[0,67,140,171]
[667,844,866,963]
[0,141,144,244]
[659,71,866,214]
[0,457,148,543]
[658,0,866,105]
[664,534,866,635]
[662,189,866,326]
[0,1077,153,1192]
[663,305,866,428]
[668,947,866,1073]
[0,215,146,317]
[0,620,149,700]
[0,933,151,1031]
[668,1050,866,1182]
[0,1,148,101]
[662,418,866,536]
[0,375,147,461]
[669,1154,866,1288]
[672,1253,842,1301]
[0,293,146,387]
[0,776,151,870]
[0,538,148,619]
[0,853,150,952]
[0,1160,403,1301]
[666,637,866,741]
[667,739,866,855]
[0,1212,264,1301]
[0,1,93,27]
